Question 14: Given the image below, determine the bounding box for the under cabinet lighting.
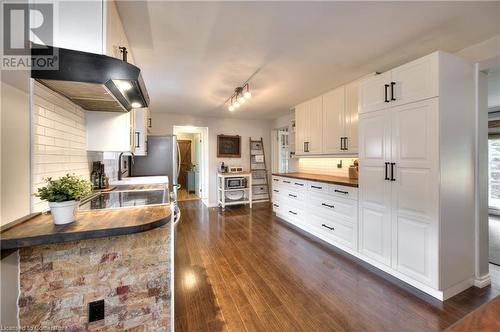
[131,102,142,108]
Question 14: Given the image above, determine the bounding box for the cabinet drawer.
[272,201,282,213]
[308,181,329,195]
[328,184,358,200]
[289,179,307,191]
[311,215,356,249]
[283,189,308,205]
[272,176,282,186]
[272,187,282,197]
[309,193,357,221]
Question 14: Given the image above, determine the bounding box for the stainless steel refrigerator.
[130,135,181,222]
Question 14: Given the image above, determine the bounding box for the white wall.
[150,112,272,206]
[0,71,31,328]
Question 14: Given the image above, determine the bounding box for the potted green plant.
[35,174,92,225]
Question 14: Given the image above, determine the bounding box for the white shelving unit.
[217,172,253,209]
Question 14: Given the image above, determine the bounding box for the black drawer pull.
[384,84,390,103]
[334,189,348,195]
[294,183,304,186]
[390,162,396,181]
[390,82,396,101]
[273,189,279,193]
[322,224,335,231]
[283,180,291,184]
[385,162,390,180]
[273,204,279,207]
[288,210,297,215]
[321,203,335,209]
[311,185,323,189]
[288,194,297,198]
[273,179,279,182]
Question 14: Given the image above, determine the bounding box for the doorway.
[173,126,209,204]
[271,127,290,173]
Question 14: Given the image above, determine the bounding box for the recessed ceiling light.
[131,102,142,108]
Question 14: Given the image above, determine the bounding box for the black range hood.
[31,45,149,112]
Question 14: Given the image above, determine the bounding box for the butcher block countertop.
[0,204,171,251]
[272,172,358,188]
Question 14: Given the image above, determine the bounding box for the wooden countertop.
[0,204,171,250]
[272,172,358,187]
[446,295,500,331]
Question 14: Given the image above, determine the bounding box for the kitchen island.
[0,185,173,331]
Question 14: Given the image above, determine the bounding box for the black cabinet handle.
[148,118,152,128]
[311,185,323,190]
[334,189,348,195]
[273,178,279,182]
[273,189,279,193]
[273,204,279,208]
[385,162,390,180]
[288,194,297,198]
[384,84,390,103]
[390,162,396,181]
[340,137,344,150]
[294,183,304,186]
[322,224,335,231]
[344,137,348,150]
[135,132,140,148]
[390,82,396,101]
[321,203,335,209]
[288,210,297,215]
[304,142,310,153]
[283,180,291,184]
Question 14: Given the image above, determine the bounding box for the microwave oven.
[225,177,246,189]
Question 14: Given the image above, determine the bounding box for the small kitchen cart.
[217,172,253,209]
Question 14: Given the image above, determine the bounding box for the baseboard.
[473,273,491,288]
[442,278,475,300]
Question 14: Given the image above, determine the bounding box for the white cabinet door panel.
[390,99,438,286]
[309,193,357,222]
[394,216,434,286]
[391,53,438,107]
[322,87,345,154]
[308,96,324,154]
[359,72,391,114]
[295,103,308,155]
[359,110,392,265]
[359,208,391,265]
[345,81,359,153]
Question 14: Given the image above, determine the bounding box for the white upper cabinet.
[308,96,324,154]
[295,102,308,155]
[391,54,438,107]
[105,0,135,64]
[133,108,149,156]
[344,81,359,154]
[87,111,135,152]
[295,79,362,156]
[359,53,439,114]
[322,87,345,154]
[359,72,392,114]
[295,97,323,155]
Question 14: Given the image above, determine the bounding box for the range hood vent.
[31,45,149,112]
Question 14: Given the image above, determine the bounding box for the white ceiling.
[116,1,500,119]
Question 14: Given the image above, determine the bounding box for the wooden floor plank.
[175,200,500,331]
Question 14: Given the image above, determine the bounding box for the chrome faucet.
[118,152,135,180]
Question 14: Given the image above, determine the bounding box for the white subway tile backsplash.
[32,83,94,212]
[295,157,358,177]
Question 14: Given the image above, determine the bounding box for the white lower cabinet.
[272,175,359,251]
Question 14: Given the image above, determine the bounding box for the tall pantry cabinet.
[358,51,475,299]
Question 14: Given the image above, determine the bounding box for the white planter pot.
[48,200,78,225]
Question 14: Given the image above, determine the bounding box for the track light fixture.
[227,83,252,111]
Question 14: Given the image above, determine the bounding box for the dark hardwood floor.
[174,200,500,332]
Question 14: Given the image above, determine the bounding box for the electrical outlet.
[88,299,105,322]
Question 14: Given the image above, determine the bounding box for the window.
[278,128,289,173]
[489,138,500,211]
